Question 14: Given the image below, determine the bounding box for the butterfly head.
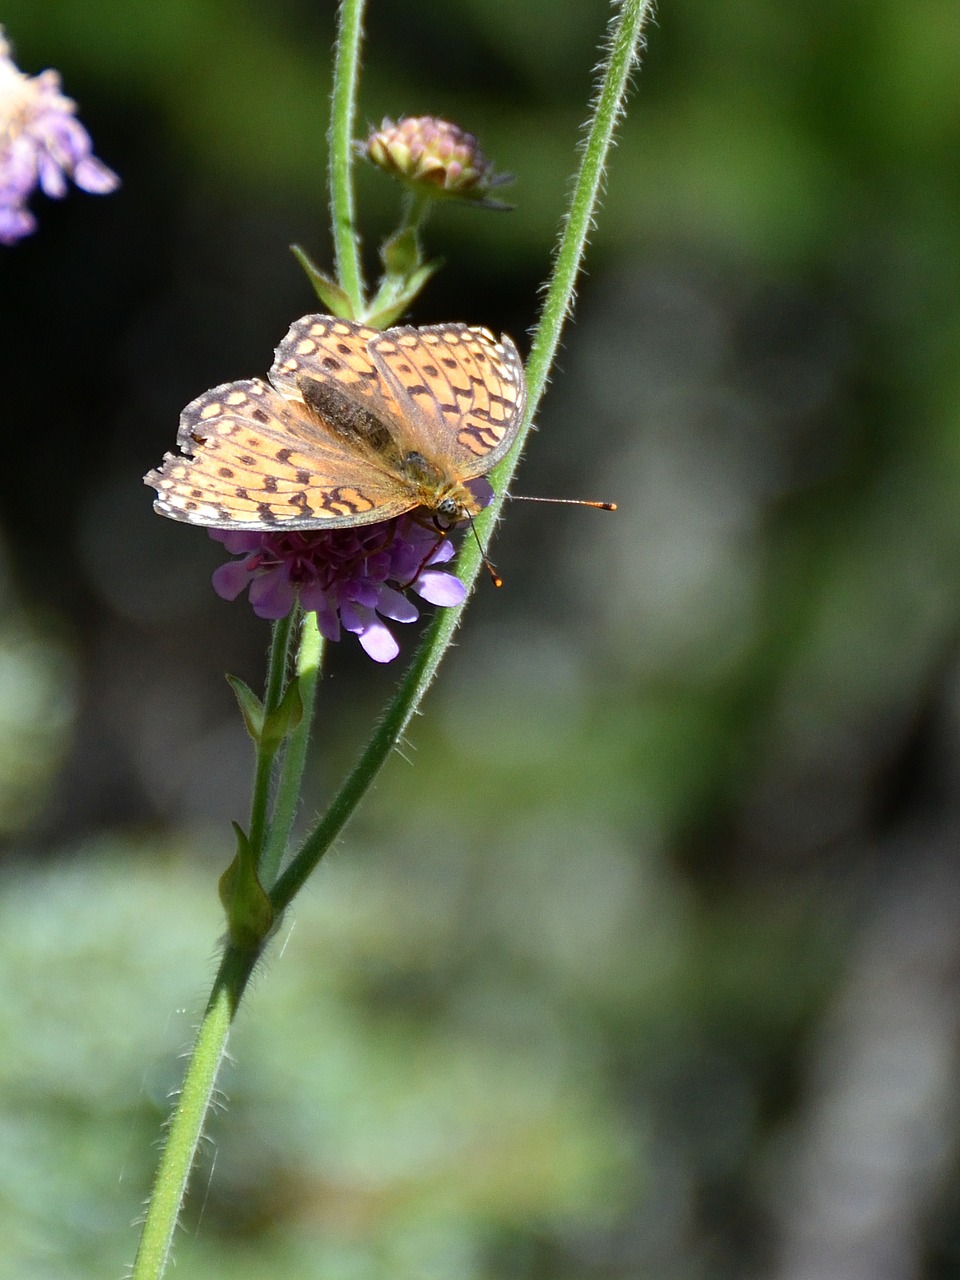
[399,449,486,530]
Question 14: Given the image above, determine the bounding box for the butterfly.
[144,314,527,532]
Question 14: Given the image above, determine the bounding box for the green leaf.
[290,244,357,318]
[365,260,442,329]
[260,678,304,753]
[380,226,421,277]
[226,675,265,740]
[219,822,275,950]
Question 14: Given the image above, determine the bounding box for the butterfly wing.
[269,315,411,432]
[146,315,528,531]
[369,324,527,479]
[269,316,526,482]
[145,377,419,529]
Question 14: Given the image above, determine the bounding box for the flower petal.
[0,204,35,244]
[249,570,296,619]
[209,529,264,554]
[314,604,341,642]
[37,152,67,198]
[466,476,495,509]
[73,155,120,193]
[358,619,400,663]
[375,584,420,623]
[338,599,368,635]
[349,580,382,609]
[298,579,332,615]
[211,559,254,601]
[424,537,456,567]
[414,570,467,606]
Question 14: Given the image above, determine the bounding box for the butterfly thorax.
[400,450,481,527]
[298,376,479,524]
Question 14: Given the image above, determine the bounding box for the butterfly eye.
[435,496,462,524]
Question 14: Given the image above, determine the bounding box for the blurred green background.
[2,1,960,1276]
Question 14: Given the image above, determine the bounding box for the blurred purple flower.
[0,27,119,245]
[210,517,468,664]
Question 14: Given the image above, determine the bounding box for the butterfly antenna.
[463,497,616,591]
[467,516,504,588]
[508,495,617,511]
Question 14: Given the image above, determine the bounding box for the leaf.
[219,822,275,950]
[365,260,442,329]
[290,244,357,318]
[260,678,303,752]
[226,675,264,740]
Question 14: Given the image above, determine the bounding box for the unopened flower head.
[0,27,119,245]
[361,115,513,210]
[208,501,490,663]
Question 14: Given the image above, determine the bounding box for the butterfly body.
[145,315,526,532]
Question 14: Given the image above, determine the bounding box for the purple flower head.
[0,28,119,245]
[209,498,494,662]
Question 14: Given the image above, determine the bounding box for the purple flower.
[0,28,119,245]
[210,517,469,664]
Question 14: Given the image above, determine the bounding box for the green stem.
[131,946,258,1280]
[328,0,366,314]
[247,611,295,860]
[259,614,324,888]
[272,0,655,906]
[400,189,431,235]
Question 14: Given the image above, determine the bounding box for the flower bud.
[360,115,512,209]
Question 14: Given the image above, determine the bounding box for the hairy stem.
[328,0,366,313]
[259,614,324,888]
[131,947,258,1280]
[246,611,295,859]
